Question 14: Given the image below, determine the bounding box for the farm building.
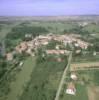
[66,82,76,95]
[6,53,13,61]
[70,73,77,80]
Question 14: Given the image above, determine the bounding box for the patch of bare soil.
[87,86,95,100]
[94,86,99,100]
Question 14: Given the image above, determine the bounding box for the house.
[46,50,70,55]
[79,22,88,27]
[6,53,13,61]
[70,73,77,80]
[19,62,24,66]
[74,43,79,47]
[56,45,60,50]
[93,51,96,56]
[66,82,76,95]
[16,42,28,53]
[75,50,81,54]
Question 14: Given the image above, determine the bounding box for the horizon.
[0,14,99,17]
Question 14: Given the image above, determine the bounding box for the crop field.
[19,21,77,34]
[72,54,99,63]
[0,18,99,100]
[70,61,99,71]
[0,24,12,40]
[19,55,67,100]
[60,69,99,100]
[87,86,99,100]
[77,70,99,100]
[0,21,21,40]
[91,33,99,39]
[0,20,99,41]
[83,24,99,33]
[60,84,88,100]
[0,57,36,100]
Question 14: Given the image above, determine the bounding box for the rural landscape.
[0,16,99,100]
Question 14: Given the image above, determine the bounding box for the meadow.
[0,57,36,100]
[19,54,67,100]
[60,84,88,100]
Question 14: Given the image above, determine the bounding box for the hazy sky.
[0,0,99,16]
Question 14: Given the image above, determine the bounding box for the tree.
[0,58,7,78]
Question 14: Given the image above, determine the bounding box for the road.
[54,51,72,100]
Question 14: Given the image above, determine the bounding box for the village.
[6,33,93,61]
[5,33,96,99]
[0,19,99,100]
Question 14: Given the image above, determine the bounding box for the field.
[1,20,99,41]
[70,61,99,71]
[0,17,99,100]
[0,57,36,100]
[83,24,99,33]
[29,21,76,34]
[0,22,21,40]
[60,84,88,100]
[70,54,99,100]
[72,54,99,63]
[87,86,99,100]
[60,69,99,100]
[19,55,67,100]
[77,70,99,100]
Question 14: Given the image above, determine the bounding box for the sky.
[0,0,99,16]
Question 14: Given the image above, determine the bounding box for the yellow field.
[70,62,99,71]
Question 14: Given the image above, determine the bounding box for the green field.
[29,21,77,33]
[72,54,99,63]
[1,20,99,41]
[1,19,99,100]
[0,57,36,100]
[19,55,67,100]
[60,84,88,100]
[0,22,21,41]
[77,70,99,100]
[77,70,99,85]
[84,24,99,33]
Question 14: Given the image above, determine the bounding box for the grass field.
[19,56,67,100]
[84,24,99,33]
[1,20,99,41]
[87,86,99,100]
[60,70,99,100]
[77,70,99,100]
[60,84,88,100]
[1,57,36,100]
[22,21,77,34]
[0,22,21,41]
[72,54,99,63]
[91,33,99,39]
[1,19,99,100]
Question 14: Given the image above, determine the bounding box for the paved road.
[54,51,72,100]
